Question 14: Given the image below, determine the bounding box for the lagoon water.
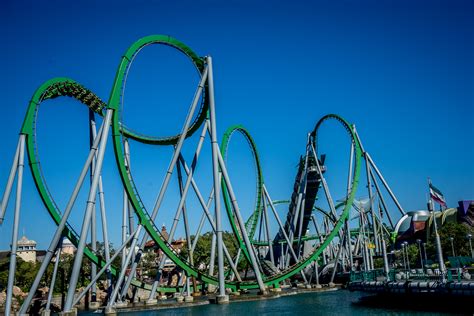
[109,291,460,316]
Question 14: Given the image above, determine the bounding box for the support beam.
[19,122,105,314]
[5,134,25,316]
[262,195,275,266]
[73,231,138,307]
[217,151,266,293]
[206,56,228,299]
[368,165,395,229]
[0,137,21,224]
[114,66,209,303]
[64,108,114,312]
[45,239,63,312]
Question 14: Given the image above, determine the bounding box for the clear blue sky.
[0,0,472,250]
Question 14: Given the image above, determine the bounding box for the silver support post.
[310,144,338,219]
[46,239,63,312]
[345,141,354,270]
[295,199,307,260]
[368,167,395,228]
[366,152,405,216]
[329,233,345,286]
[91,118,113,292]
[117,66,209,302]
[263,185,308,282]
[19,122,105,314]
[73,231,138,307]
[312,216,327,265]
[125,139,134,241]
[314,261,321,288]
[280,243,284,270]
[262,195,275,266]
[360,211,370,271]
[186,275,191,296]
[121,187,128,271]
[179,158,242,281]
[177,162,195,296]
[147,122,210,300]
[382,238,390,280]
[296,140,310,259]
[352,127,404,216]
[365,156,378,254]
[208,233,217,277]
[107,226,142,306]
[217,151,267,293]
[149,66,208,221]
[89,111,98,302]
[0,137,21,224]
[64,109,114,312]
[285,192,303,267]
[206,56,227,299]
[5,134,25,316]
[190,187,214,253]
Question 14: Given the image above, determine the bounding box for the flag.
[429,183,447,207]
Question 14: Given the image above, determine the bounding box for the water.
[105,291,468,315]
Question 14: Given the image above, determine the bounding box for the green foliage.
[426,222,474,259]
[393,244,423,269]
[0,241,121,295]
[373,258,384,269]
[0,257,41,292]
[141,250,158,278]
[179,231,248,272]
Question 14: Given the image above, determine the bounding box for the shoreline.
[79,284,342,315]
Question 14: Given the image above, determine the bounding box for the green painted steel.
[252,200,338,246]
[220,125,264,264]
[108,35,208,145]
[18,77,183,292]
[17,34,362,291]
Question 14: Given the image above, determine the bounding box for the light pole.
[416,239,424,271]
[401,243,407,271]
[467,234,473,259]
[422,242,428,264]
[449,236,455,257]
[403,241,411,271]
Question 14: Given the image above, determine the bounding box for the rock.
[0,291,6,305]
[39,286,49,296]
[13,286,23,297]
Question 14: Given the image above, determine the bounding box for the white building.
[17,236,37,262]
[61,238,76,255]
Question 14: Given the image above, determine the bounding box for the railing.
[350,268,463,283]
[350,269,386,282]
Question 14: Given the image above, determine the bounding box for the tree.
[179,231,248,272]
[426,222,474,261]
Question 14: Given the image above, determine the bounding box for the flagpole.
[428,178,446,283]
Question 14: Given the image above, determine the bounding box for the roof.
[18,236,37,246]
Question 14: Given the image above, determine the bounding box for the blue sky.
[0,0,473,250]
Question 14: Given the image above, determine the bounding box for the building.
[17,236,37,262]
[394,200,474,245]
[61,238,76,255]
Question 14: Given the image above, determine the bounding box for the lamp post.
[467,234,473,259]
[416,239,424,271]
[401,243,407,271]
[422,242,428,264]
[449,236,455,257]
[403,241,411,271]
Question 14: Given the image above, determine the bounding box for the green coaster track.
[16,35,362,292]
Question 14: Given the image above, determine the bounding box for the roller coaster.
[0,35,406,315]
